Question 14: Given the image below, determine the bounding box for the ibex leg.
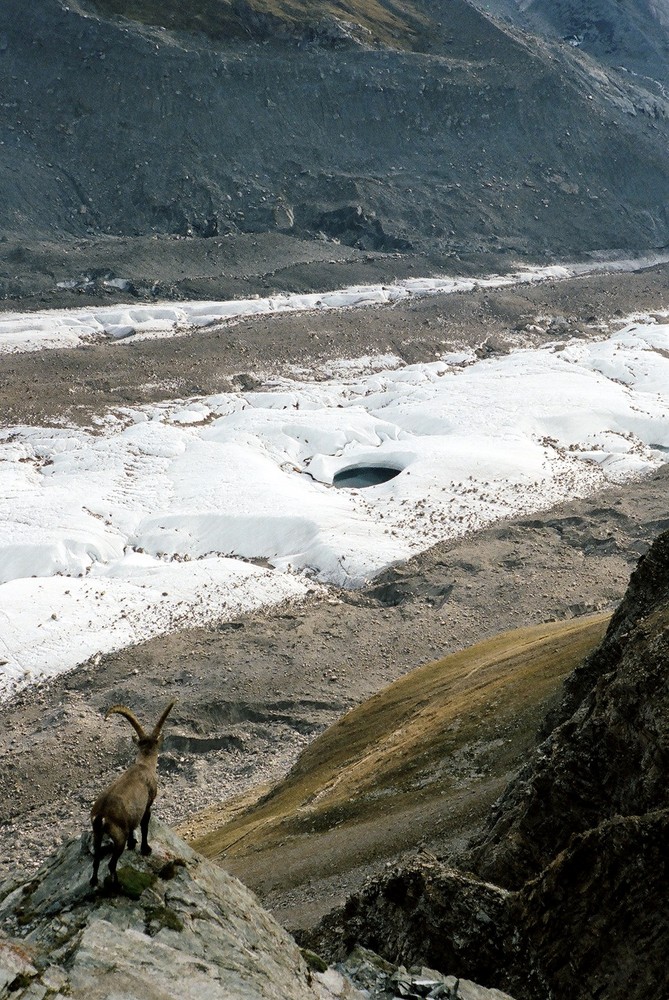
[140,806,152,856]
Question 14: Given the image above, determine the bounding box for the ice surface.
[2,252,669,354]
[1,316,668,698]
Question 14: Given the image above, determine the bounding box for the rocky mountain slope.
[0,816,516,999]
[2,0,669,306]
[485,0,669,86]
[303,528,669,999]
[84,0,428,48]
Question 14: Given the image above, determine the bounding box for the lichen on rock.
[0,819,349,999]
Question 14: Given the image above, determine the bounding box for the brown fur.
[90,701,175,887]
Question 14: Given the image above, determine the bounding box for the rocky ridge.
[0,818,514,1000]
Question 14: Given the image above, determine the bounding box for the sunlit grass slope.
[183,613,610,912]
[85,0,425,47]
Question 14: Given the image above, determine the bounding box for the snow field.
[1,317,669,697]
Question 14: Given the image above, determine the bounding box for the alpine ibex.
[90,700,175,887]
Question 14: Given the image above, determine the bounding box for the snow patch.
[2,253,669,354]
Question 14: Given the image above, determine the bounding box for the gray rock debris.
[0,823,515,1000]
[0,818,365,1000]
[334,945,516,1000]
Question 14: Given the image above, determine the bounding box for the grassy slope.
[83,0,426,47]
[182,613,610,919]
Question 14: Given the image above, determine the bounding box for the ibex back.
[90,700,175,887]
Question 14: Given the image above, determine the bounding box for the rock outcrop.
[469,529,669,888]
[0,819,363,999]
[0,818,517,1000]
[297,860,517,992]
[304,530,669,1000]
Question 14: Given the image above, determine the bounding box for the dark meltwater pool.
[333,465,402,489]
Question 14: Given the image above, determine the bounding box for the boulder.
[0,819,363,1000]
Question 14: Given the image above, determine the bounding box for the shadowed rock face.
[303,530,669,1000]
[469,530,669,889]
[509,809,669,1000]
[296,860,516,990]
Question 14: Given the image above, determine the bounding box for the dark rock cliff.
[304,529,669,1000]
[508,808,669,998]
[469,530,669,888]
